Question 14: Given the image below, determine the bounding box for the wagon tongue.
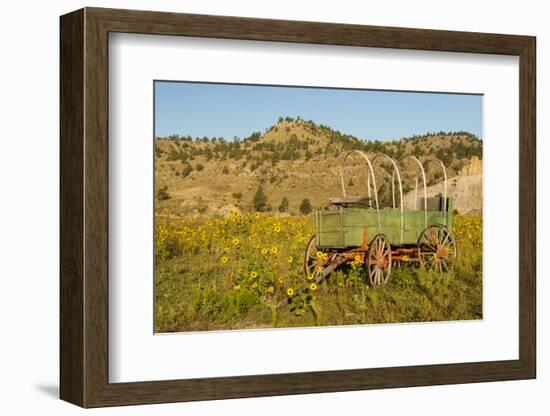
[316,255,347,282]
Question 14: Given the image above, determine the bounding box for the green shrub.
[253,185,269,212]
[156,185,171,201]
[299,198,312,214]
[181,163,193,177]
[278,197,289,213]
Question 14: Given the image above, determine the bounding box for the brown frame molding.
[60,7,536,408]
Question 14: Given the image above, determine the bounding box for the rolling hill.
[154,117,482,217]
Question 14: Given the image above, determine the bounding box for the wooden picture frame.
[60,7,536,408]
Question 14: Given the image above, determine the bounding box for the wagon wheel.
[417,224,457,273]
[365,234,392,286]
[304,235,330,283]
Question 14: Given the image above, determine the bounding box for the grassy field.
[155,213,482,332]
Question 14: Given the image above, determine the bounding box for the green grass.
[154,214,482,332]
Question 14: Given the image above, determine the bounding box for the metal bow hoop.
[424,158,449,225]
[397,155,428,229]
[371,153,404,243]
[340,150,381,233]
[340,150,451,242]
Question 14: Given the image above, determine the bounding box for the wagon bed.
[316,198,453,249]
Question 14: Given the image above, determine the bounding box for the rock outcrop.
[404,157,483,215]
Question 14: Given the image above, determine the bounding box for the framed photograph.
[60,7,536,408]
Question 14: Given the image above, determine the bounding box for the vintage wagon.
[304,150,457,286]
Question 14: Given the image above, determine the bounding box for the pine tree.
[253,185,269,212]
[299,198,312,214]
[278,197,289,213]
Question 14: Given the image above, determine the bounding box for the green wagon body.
[315,198,453,249]
[305,150,457,285]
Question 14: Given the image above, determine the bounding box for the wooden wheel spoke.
[440,257,450,272]
[440,231,450,247]
[304,235,335,280]
[437,228,449,245]
[370,269,376,279]
[373,239,380,254]
[422,256,435,266]
[420,240,437,250]
[418,225,457,273]
[366,234,392,286]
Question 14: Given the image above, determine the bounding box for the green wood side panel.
[316,199,454,249]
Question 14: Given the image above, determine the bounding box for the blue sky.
[154,81,482,141]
